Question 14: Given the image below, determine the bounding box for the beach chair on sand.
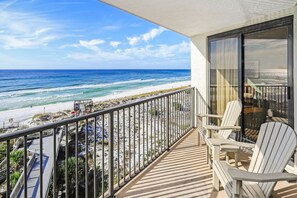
[197,100,242,166]
[212,122,297,198]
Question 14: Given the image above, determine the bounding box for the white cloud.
[120,41,190,58]
[127,36,141,46]
[110,41,121,48]
[34,28,51,36]
[61,39,105,51]
[67,41,190,63]
[126,26,167,46]
[0,35,57,49]
[142,27,166,42]
[0,11,61,49]
[79,39,105,51]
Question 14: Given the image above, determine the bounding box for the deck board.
[117,129,297,198]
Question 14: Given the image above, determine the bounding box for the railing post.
[166,96,170,150]
[191,88,196,128]
[108,112,114,197]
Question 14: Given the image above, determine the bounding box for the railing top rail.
[0,87,193,142]
[210,84,288,87]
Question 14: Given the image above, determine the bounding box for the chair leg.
[233,180,243,198]
[212,170,220,191]
[235,152,239,168]
[226,152,229,163]
[206,145,210,164]
[198,132,201,146]
[212,145,220,191]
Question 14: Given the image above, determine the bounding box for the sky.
[0,0,190,70]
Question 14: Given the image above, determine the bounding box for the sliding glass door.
[243,26,293,142]
[208,17,293,142]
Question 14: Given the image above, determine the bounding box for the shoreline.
[0,81,190,124]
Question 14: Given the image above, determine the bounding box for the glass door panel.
[209,37,239,124]
[243,26,290,142]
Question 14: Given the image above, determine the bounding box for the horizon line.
[0,68,191,71]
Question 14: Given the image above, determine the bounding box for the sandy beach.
[0,81,190,124]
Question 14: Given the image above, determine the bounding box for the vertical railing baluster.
[102,116,105,198]
[117,110,120,187]
[94,117,97,198]
[85,119,89,198]
[123,109,126,182]
[182,91,187,134]
[161,98,164,152]
[156,98,161,157]
[65,124,69,198]
[133,106,136,174]
[6,140,10,198]
[142,103,145,167]
[146,102,149,165]
[175,94,178,142]
[162,98,166,152]
[169,95,171,146]
[128,107,131,178]
[154,100,156,159]
[150,101,153,161]
[39,131,43,198]
[108,112,114,197]
[138,105,140,171]
[75,122,79,198]
[53,127,57,198]
[192,88,195,128]
[24,135,28,198]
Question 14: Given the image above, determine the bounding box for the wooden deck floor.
[116,129,297,198]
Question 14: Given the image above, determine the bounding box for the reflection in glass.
[243,27,289,142]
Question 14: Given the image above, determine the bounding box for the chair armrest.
[220,144,240,153]
[220,141,255,149]
[228,168,297,182]
[204,125,241,131]
[197,114,223,119]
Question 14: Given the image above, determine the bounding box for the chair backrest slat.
[219,100,242,139]
[248,122,297,197]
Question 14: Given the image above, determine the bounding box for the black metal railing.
[210,85,288,117]
[0,87,195,198]
[210,84,288,143]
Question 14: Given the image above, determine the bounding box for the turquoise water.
[0,70,190,111]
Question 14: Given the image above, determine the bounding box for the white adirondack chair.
[197,100,242,166]
[212,122,297,198]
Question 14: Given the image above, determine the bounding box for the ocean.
[0,70,190,111]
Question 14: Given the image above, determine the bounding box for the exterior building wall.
[191,6,297,127]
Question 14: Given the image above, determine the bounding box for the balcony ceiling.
[100,0,297,37]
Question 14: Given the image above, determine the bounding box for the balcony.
[0,87,296,197]
[116,129,297,198]
[0,87,195,197]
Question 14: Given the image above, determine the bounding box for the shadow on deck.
[116,129,297,198]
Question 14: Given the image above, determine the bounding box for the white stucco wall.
[191,6,297,127]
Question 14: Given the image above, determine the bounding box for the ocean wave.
[0,76,190,98]
[0,78,159,97]
[0,93,82,103]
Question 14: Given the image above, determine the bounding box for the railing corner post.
[108,112,114,197]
